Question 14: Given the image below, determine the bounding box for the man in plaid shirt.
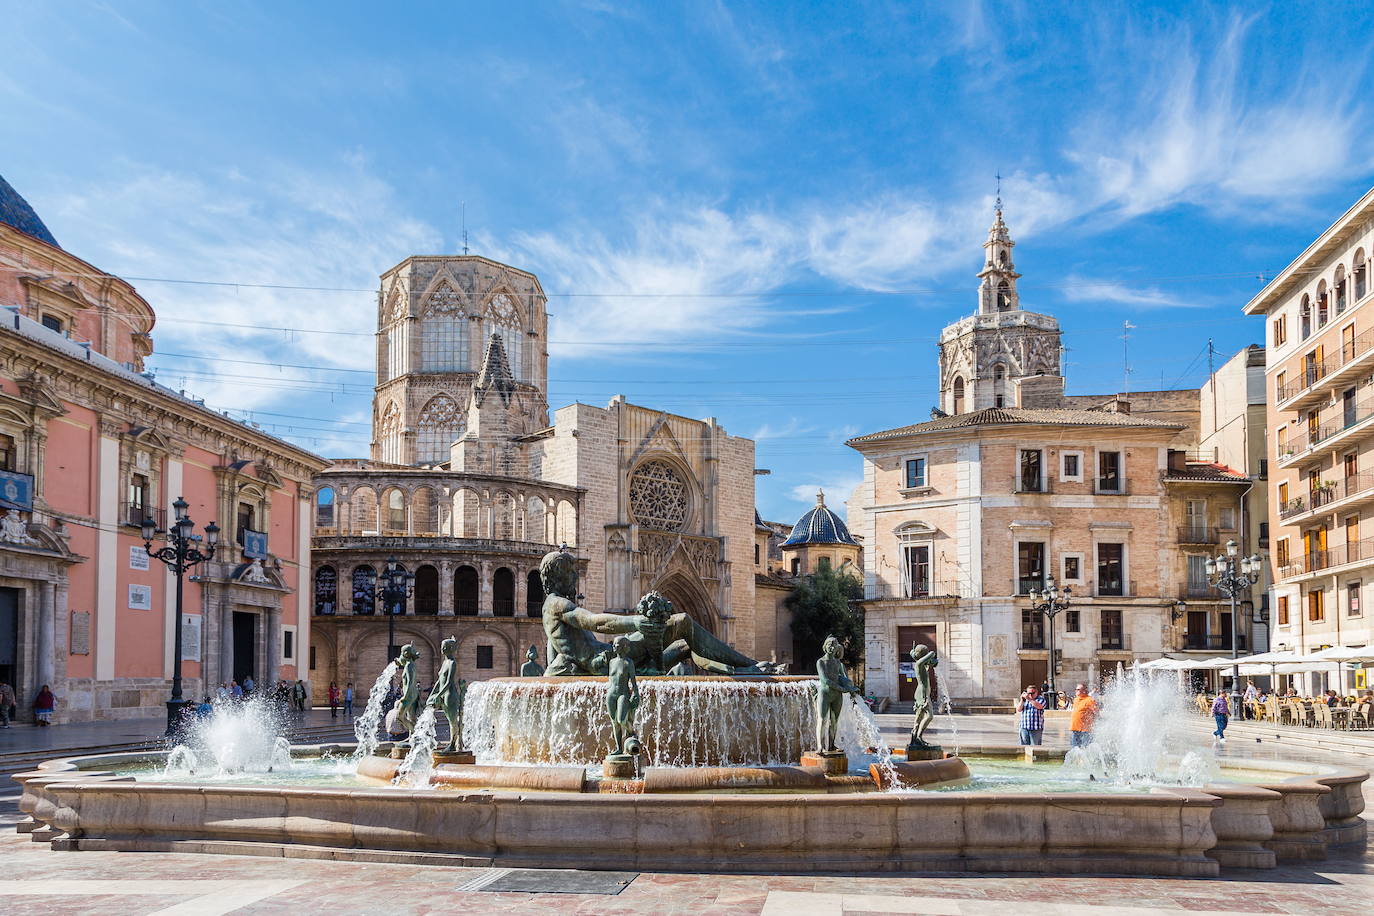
[1015,684,1046,745]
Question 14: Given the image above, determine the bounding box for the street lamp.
[360,556,414,661]
[1029,576,1072,710]
[1205,539,1261,708]
[143,496,219,735]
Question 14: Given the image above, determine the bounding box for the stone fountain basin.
[12,744,1366,876]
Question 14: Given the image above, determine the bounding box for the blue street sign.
[242,528,268,559]
[0,470,34,511]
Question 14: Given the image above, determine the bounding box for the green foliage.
[786,565,864,673]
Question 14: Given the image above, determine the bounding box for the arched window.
[385,322,406,380]
[486,293,523,381]
[420,279,470,371]
[378,403,402,464]
[314,566,337,615]
[454,565,479,616]
[384,562,408,615]
[1335,265,1348,314]
[350,486,378,534]
[413,565,439,615]
[997,250,1008,267]
[952,376,965,414]
[415,394,463,465]
[315,487,335,528]
[1317,281,1329,327]
[1300,296,1312,339]
[352,565,377,615]
[385,489,405,531]
[996,280,1012,311]
[526,569,544,617]
[493,567,515,616]
[1356,250,1368,301]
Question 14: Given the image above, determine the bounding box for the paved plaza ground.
[1,713,1370,915]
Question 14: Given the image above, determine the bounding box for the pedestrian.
[33,684,55,726]
[1211,690,1230,742]
[0,680,14,728]
[328,681,340,719]
[293,679,307,714]
[196,696,214,718]
[1242,680,1258,719]
[344,682,355,720]
[1015,684,1046,746]
[216,682,229,702]
[1068,683,1097,748]
[1324,689,1340,708]
[243,675,255,695]
[230,680,243,699]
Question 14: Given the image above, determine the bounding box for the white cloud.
[1059,274,1201,310]
[752,418,817,441]
[787,474,862,509]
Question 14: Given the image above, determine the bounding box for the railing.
[1279,534,1374,577]
[120,502,166,530]
[454,598,479,616]
[1182,634,1249,651]
[314,535,553,554]
[1280,474,1374,520]
[493,598,516,616]
[1020,631,1046,650]
[1177,526,1219,544]
[1183,582,1218,598]
[1276,395,1374,461]
[1100,633,1131,651]
[1017,576,1046,596]
[1277,326,1374,403]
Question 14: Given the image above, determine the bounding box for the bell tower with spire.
[937,208,1065,414]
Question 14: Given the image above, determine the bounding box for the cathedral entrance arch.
[654,570,720,637]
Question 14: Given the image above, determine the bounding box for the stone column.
[36,580,55,692]
[220,599,234,686]
[438,560,454,615]
[515,569,527,618]
[264,607,281,686]
[479,560,493,616]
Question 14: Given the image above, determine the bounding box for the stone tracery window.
[486,293,523,381]
[378,402,403,464]
[629,459,689,532]
[415,393,464,464]
[421,280,470,371]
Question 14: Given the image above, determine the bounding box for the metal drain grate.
[457,868,638,895]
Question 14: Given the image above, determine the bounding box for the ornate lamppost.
[142,496,219,735]
[1205,539,1261,707]
[357,556,414,661]
[1029,576,1072,710]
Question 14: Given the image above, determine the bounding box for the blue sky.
[4,1,1374,523]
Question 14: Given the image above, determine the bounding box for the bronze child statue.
[605,635,641,759]
[428,636,465,754]
[907,644,939,750]
[816,635,861,753]
[391,644,421,748]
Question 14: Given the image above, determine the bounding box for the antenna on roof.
[461,201,470,255]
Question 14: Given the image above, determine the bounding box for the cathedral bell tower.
[937,209,1065,414]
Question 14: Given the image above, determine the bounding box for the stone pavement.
[0,711,1369,914]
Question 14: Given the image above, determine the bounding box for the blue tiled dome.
[782,490,858,547]
[0,174,59,248]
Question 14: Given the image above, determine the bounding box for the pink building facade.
[0,175,327,721]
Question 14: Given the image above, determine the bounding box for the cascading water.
[1063,666,1218,786]
[836,694,896,784]
[162,697,294,777]
[932,667,959,755]
[394,707,439,787]
[352,661,398,760]
[465,677,881,769]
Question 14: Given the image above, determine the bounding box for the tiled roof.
[847,406,1183,444]
[1163,462,1250,483]
[782,491,859,547]
[0,174,58,248]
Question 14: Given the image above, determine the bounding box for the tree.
[787,565,864,675]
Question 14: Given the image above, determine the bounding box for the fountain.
[11,548,1368,876]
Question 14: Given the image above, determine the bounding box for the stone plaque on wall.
[70,611,90,655]
[181,614,201,662]
[129,545,149,570]
[128,584,152,610]
[986,633,1011,669]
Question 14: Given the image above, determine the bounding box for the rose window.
[629,460,688,532]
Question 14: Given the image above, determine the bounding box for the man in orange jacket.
[1069,683,1098,748]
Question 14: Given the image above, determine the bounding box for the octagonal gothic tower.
[937,210,1066,414]
[371,256,550,466]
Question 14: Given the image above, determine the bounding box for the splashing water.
[162,697,294,777]
[836,694,896,785]
[394,707,439,787]
[1062,666,1218,786]
[932,667,959,756]
[352,661,398,760]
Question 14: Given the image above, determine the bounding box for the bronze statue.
[519,645,545,677]
[907,644,939,749]
[428,636,465,754]
[539,549,783,676]
[391,644,421,747]
[816,635,860,752]
[605,636,641,758]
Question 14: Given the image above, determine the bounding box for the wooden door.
[1019,659,1048,694]
[1344,324,1356,361]
[897,625,936,703]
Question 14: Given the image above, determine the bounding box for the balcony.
[1277,394,1374,469]
[1278,534,1374,579]
[1279,473,1374,524]
[1277,326,1374,410]
[120,502,166,531]
[1099,633,1132,652]
[1177,526,1221,545]
[1181,634,1249,651]
[1182,582,1219,599]
[1020,630,1046,650]
[1017,576,1047,596]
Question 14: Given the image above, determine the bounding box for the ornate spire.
[473,333,516,407]
[977,207,1021,314]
